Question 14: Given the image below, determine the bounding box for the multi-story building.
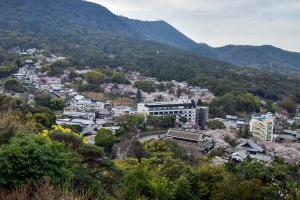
[250,113,274,141]
[138,99,209,128]
[195,107,209,129]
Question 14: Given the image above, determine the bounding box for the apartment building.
[250,113,274,141]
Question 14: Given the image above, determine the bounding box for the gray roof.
[81,125,98,135]
[236,139,263,153]
[97,111,111,115]
[232,150,248,160]
[56,120,81,126]
[71,119,94,125]
[273,124,283,129]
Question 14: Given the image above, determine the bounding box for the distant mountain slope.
[119,16,197,50]
[3,0,138,37]
[1,0,300,102]
[120,17,300,75]
[211,45,300,75]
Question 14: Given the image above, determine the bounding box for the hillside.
[212,45,300,75]
[0,0,300,102]
[119,16,197,50]
[120,17,300,75]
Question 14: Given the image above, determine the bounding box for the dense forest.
[1,0,300,108]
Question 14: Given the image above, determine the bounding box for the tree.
[207,120,225,130]
[162,116,176,128]
[35,94,52,108]
[197,99,203,106]
[177,86,182,97]
[50,98,65,110]
[0,134,71,187]
[32,113,53,128]
[136,89,142,102]
[111,72,130,84]
[179,116,188,124]
[134,80,153,93]
[281,100,295,113]
[3,78,23,92]
[148,177,175,200]
[84,70,106,84]
[95,128,114,153]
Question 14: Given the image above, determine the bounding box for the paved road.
[138,135,161,142]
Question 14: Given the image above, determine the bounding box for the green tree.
[0,134,70,187]
[134,80,153,93]
[179,116,188,124]
[3,78,23,92]
[197,99,203,106]
[281,100,295,113]
[84,70,106,84]
[35,94,52,108]
[50,98,66,110]
[95,128,114,153]
[149,177,175,200]
[31,113,53,128]
[162,116,176,128]
[111,72,130,84]
[136,89,142,102]
[207,120,225,130]
[177,86,182,97]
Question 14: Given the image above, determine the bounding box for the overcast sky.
[88,0,300,53]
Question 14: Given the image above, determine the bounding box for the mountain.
[119,16,197,51]
[0,0,300,103]
[211,45,300,75]
[121,17,300,75]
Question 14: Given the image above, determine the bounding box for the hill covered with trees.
[1,0,300,104]
[121,17,300,75]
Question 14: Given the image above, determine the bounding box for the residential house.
[64,105,78,112]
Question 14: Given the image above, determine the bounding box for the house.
[94,102,105,110]
[81,125,98,136]
[231,150,249,162]
[235,139,264,155]
[64,105,78,112]
[96,110,112,118]
[71,119,95,126]
[62,111,95,120]
[273,124,283,134]
[24,60,34,67]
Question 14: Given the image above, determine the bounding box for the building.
[138,99,208,127]
[24,60,34,67]
[194,107,209,129]
[235,139,264,154]
[250,113,274,141]
[164,128,215,154]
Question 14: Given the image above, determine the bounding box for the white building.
[138,99,208,127]
[250,113,274,141]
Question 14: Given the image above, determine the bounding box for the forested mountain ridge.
[121,17,300,75]
[119,16,197,51]
[212,45,300,75]
[1,0,300,103]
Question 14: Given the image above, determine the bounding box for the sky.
[88,0,300,53]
